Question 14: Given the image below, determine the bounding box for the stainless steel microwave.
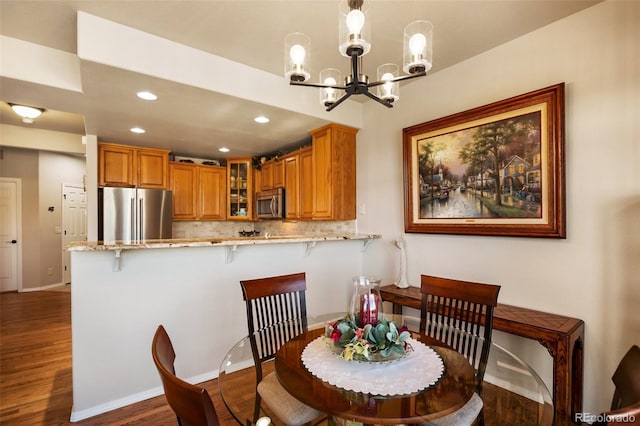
[256,188,285,219]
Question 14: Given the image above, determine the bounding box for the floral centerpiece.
[324,316,413,362]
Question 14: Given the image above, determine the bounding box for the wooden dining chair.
[152,325,220,426]
[419,274,501,426]
[240,272,323,426]
[592,345,640,425]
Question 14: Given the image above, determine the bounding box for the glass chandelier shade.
[284,32,311,82]
[338,0,371,57]
[319,68,342,107]
[403,20,433,75]
[376,63,399,103]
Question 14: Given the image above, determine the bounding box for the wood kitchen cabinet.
[272,159,285,188]
[299,147,313,219]
[227,158,253,220]
[170,162,226,220]
[282,147,313,220]
[284,154,300,219]
[98,142,169,189]
[309,123,358,220]
[258,158,285,191]
[259,161,272,191]
[198,166,226,220]
[137,148,169,189]
[98,143,135,187]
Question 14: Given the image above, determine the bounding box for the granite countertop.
[66,233,382,252]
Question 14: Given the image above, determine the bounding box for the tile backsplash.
[172,220,357,239]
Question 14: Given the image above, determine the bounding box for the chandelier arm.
[361,90,394,108]
[367,71,427,88]
[290,81,348,90]
[325,92,353,112]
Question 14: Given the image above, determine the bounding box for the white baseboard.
[69,369,219,422]
[21,282,65,292]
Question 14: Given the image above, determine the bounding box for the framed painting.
[403,83,565,238]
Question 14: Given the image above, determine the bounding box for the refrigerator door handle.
[130,197,136,242]
[138,198,144,241]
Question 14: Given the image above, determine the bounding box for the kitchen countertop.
[66,233,382,252]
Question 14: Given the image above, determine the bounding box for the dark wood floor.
[0,290,238,426]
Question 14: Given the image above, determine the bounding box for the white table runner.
[301,337,444,396]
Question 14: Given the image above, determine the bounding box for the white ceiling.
[0,0,600,160]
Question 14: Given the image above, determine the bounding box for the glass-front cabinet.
[227,158,253,220]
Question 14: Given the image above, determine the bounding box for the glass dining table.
[218,313,553,425]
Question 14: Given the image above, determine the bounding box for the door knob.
[7,240,17,244]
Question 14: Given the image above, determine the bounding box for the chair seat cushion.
[422,392,483,426]
[258,371,323,425]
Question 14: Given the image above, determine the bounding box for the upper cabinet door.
[227,158,253,220]
[260,161,273,191]
[284,154,300,219]
[299,148,314,219]
[199,166,226,220]
[273,159,285,188]
[309,124,358,221]
[137,148,170,189]
[169,163,198,220]
[311,128,333,219]
[98,143,136,187]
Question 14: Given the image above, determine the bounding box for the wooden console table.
[380,284,584,426]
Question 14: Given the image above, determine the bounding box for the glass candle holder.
[350,275,383,327]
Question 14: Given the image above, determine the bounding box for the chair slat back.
[419,275,500,389]
[152,325,220,426]
[240,272,308,362]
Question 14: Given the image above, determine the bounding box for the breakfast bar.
[67,234,379,421]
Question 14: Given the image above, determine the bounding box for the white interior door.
[0,178,22,292]
[63,183,87,284]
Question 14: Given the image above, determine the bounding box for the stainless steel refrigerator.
[98,187,172,243]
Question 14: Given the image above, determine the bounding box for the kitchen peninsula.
[67,233,380,421]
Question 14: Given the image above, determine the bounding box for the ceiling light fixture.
[219,147,230,153]
[9,103,45,123]
[254,116,270,124]
[130,127,146,134]
[137,91,158,101]
[285,0,433,111]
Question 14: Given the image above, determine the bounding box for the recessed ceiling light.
[254,116,270,124]
[137,91,157,101]
[219,147,230,153]
[130,127,146,134]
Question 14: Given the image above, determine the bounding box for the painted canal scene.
[417,110,543,219]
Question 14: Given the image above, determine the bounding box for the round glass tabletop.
[218,313,553,425]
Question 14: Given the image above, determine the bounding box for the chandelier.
[284,0,433,111]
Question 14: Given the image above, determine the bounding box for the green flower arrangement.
[324,316,413,362]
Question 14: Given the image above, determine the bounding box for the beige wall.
[0,144,85,289]
[38,150,86,287]
[0,147,40,289]
[357,0,639,415]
